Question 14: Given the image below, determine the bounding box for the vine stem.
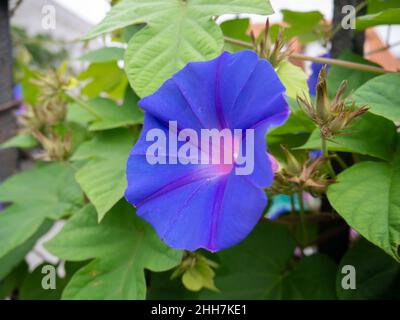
[290,53,390,74]
[321,135,336,179]
[333,152,348,170]
[289,193,296,216]
[223,36,392,74]
[298,192,308,251]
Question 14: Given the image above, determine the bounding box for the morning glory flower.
[125,50,289,252]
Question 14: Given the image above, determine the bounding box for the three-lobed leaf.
[0,163,83,259]
[45,202,183,299]
[85,0,273,97]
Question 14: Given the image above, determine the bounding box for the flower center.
[212,134,240,176]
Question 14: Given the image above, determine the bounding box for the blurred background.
[10,0,400,70]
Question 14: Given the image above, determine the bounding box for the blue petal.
[219,52,288,130]
[131,171,266,252]
[139,50,288,131]
[125,113,214,205]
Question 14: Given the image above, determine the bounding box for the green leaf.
[221,18,251,52]
[327,52,380,98]
[45,202,183,300]
[70,96,143,131]
[0,134,38,149]
[356,9,400,30]
[367,0,400,13]
[327,155,400,261]
[67,102,96,127]
[221,18,250,40]
[268,133,310,153]
[337,238,400,299]
[85,0,273,39]
[78,61,127,100]
[200,223,337,299]
[122,24,145,43]
[78,47,125,62]
[124,17,222,97]
[71,128,134,221]
[0,221,52,280]
[0,163,83,259]
[299,112,397,161]
[353,73,400,122]
[277,60,309,100]
[87,0,272,97]
[281,10,325,43]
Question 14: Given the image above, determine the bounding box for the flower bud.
[297,66,368,138]
[315,66,331,123]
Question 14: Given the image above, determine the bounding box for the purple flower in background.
[307,53,330,96]
[309,149,323,159]
[13,84,27,116]
[125,51,289,252]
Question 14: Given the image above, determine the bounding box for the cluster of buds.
[18,63,76,160]
[32,130,72,161]
[32,66,72,125]
[269,147,330,196]
[297,66,368,139]
[171,252,219,292]
[251,19,293,67]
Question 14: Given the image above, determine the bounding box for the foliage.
[1,0,399,300]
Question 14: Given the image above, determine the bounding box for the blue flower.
[309,149,323,159]
[307,53,330,96]
[125,50,289,252]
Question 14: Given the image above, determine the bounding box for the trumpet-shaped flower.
[125,50,289,252]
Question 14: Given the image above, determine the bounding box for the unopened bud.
[315,66,331,123]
